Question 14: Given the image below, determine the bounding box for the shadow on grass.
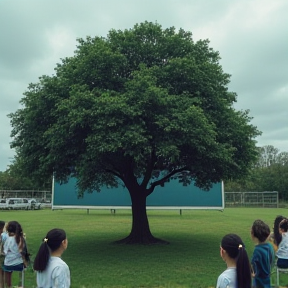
[65,231,222,287]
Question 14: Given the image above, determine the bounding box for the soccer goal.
[225,191,278,208]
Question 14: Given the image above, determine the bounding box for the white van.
[22,198,42,210]
[0,198,28,210]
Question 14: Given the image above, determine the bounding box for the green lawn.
[1,207,288,287]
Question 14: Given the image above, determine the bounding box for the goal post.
[225,191,278,208]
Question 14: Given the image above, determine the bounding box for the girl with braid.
[216,233,251,288]
[276,218,288,268]
[33,228,70,288]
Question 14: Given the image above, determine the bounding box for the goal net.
[225,191,278,208]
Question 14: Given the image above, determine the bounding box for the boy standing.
[251,219,274,288]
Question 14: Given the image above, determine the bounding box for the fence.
[0,190,51,203]
[0,190,279,209]
[225,191,278,208]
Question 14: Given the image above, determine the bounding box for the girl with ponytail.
[3,221,26,288]
[33,228,70,288]
[216,233,251,288]
[267,215,286,252]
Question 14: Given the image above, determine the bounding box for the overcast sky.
[0,0,287,171]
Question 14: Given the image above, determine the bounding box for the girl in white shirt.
[276,219,288,268]
[3,221,26,288]
[33,228,70,288]
[0,220,7,288]
[216,234,251,288]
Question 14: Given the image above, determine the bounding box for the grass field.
[1,207,288,288]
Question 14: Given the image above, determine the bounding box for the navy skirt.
[2,263,24,272]
[277,258,288,268]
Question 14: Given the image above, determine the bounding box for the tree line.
[225,145,288,200]
[0,155,51,191]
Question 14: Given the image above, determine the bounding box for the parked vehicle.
[0,198,28,210]
[37,198,51,208]
[0,199,7,209]
[23,198,42,210]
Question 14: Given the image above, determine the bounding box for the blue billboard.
[52,177,224,210]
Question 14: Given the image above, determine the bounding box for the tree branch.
[147,166,188,196]
[105,169,123,181]
[140,147,157,188]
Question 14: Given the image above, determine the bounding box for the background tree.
[9,22,260,244]
[255,145,281,168]
[225,145,288,200]
[0,155,52,191]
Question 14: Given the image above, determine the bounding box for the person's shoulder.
[252,244,264,257]
[218,268,236,279]
[264,242,275,253]
[253,242,275,258]
[253,244,262,252]
[255,242,273,249]
[266,241,274,248]
[217,272,229,288]
[216,269,236,288]
[4,235,13,242]
[282,232,288,239]
[50,258,70,277]
[51,257,68,267]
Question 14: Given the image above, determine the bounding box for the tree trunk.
[115,185,168,245]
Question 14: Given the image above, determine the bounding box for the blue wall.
[53,178,223,208]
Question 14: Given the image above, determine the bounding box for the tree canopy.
[9,22,260,243]
[0,155,51,191]
[225,145,288,199]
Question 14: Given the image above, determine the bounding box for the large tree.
[9,22,260,244]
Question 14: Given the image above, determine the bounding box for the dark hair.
[279,219,288,232]
[0,221,5,229]
[251,219,270,242]
[6,221,24,248]
[33,228,66,272]
[221,234,251,288]
[274,215,286,246]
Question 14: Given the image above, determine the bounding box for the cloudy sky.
[0,0,287,172]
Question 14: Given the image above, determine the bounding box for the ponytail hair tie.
[238,244,243,249]
[44,238,48,243]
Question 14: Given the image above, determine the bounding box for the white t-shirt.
[216,267,236,288]
[276,232,288,259]
[3,236,23,266]
[36,256,70,288]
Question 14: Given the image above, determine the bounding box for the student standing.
[0,221,8,288]
[33,228,70,288]
[276,218,288,268]
[267,215,286,252]
[251,219,274,288]
[216,233,251,288]
[2,221,26,288]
